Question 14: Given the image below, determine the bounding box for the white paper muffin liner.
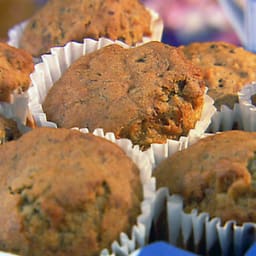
[147,131,256,256]
[238,82,256,131]
[206,102,243,134]
[144,92,216,167]
[207,82,256,134]
[75,128,157,256]
[7,7,163,58]
[0,92,28,124]
[28,38,130,129]
[27,37,216,170]
[0,127,156,256]
[148,188,256,256]
[0,92,32,134]
[7,20,28,49]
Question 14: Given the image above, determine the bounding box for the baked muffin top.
[0,42,34,102]
[0,127,142,256]
[154,130,256,224]
[181,41,256,109]
[20,0,152,57]
[42,41,206,149]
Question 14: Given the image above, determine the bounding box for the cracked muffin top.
[180,41,256,110]
[42,41,205,150]
[0,127,142,256]
[154,130,256,224]
[19,0,152,57]
[0,42,34,102]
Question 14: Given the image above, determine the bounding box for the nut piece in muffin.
[19,0,152,57]
[0,42,34,102]
[0,127,142,256]
[153,130,256,224]
[42,41,206,150]
[0,114,21,144]
[180,41,256,110]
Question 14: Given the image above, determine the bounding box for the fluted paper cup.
[77,128,156,256]
[238,82,256,131]
[147,131,256,256]
[27,38,216,168]
[0,126,156,256]
[145,92,216,167]
[207,103,242,133]
[0,91,32,134]
[154,188,255,256]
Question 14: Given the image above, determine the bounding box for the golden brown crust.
[0,127,142,255]
[180,41,256,109]
[20,0,152,57]
[0,114,21,143]
[154,130,256,224]
[43,41,205,149]
[0,42,34,102]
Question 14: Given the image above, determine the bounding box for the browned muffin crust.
[154,130,256,224]
[0,42,34,102]
[0,114,21,143]
[180,41,256,109]
[20,0,152,57]
[42,41,205,149]
[0,127,142,256]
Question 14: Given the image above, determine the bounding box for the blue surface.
[245,243,256,256]
[138,242,198,256]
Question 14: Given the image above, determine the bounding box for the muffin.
[0,42,34,102]
[42,41,206,149]
[19,0,154,57]
[0,114,21,144]
[180,41,256,110]
[0,127,142,256]
[153,130,256,225]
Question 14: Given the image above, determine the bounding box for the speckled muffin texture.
[0,127,142,256]
[154,130,256,224]
[0,114,21,144]
[0,42,34,102]
[181,41,256,110]
[19,0,152,57]
[42,41,206,149]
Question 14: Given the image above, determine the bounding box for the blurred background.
[0,0,46,40]
[142,0,243,46]
[0,0,243,46]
